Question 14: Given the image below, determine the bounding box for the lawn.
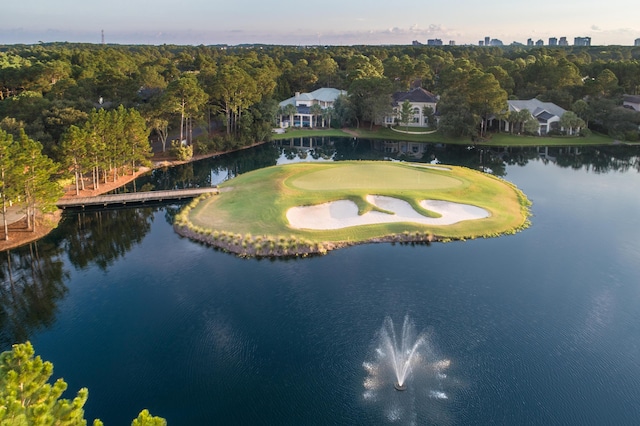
[175,161,531,257]
[271,126,615,146]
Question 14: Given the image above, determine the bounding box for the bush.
[579,128,592,137]
[170,140,193,161]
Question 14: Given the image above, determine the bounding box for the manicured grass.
[271,128,353,140]
[175,161,531,256]
[272,127,615,146]
[484,132,613,146]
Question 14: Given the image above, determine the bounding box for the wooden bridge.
[56,187,219,209]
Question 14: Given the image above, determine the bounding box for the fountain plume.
[363,315,452,422]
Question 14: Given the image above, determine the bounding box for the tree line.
[2,43,639,151]
[1,42,640,239]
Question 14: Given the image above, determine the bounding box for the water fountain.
[381,316,427,390]
[362,316,452,422]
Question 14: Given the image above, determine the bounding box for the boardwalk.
[57,187,219,209]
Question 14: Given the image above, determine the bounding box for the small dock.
[57,187,219,209]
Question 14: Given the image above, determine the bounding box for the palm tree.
[310,104,323,128]
[283,103,298,128]
[322,107,334,129]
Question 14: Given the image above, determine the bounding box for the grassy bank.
[175,161,531,257]
[271,127,615,146]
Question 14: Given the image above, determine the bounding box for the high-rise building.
[485,36,490,46]
[427,39,443,46]
[635,38,640,46]
[448,40,456,46]
[574,36,591,46]
[559,37,568,46]
[527,38,534,46]
[535,39,544,46]
[479,40,484,46]
[549,37,557,46]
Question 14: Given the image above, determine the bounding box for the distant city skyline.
[2,0,639,46]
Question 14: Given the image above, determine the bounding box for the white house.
[278,88,346,128]
[623,94,640,111]
[503,99,567,135]
[382,87,438,127]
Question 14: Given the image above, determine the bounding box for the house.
[278,88,346,128]
[382,87,438,127]
[623,94,640,111]
[502,99,567,135]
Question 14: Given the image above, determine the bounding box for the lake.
[2,139,640,425]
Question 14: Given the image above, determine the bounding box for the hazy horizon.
[2,0,640,47]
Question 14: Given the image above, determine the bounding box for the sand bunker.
[287,195,490,230]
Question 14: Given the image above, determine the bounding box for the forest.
[1,42,640,235]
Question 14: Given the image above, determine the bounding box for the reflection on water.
[57,208,157,271]
[0,138,638,424]
[0,242,68,348]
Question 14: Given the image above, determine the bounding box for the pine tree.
[0,343,167,426]
[0,129,16,240]
[61,125,88,196]
[15,130,62,231]
[0,342,91,425]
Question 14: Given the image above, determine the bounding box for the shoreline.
[0,140,270,252]
[174,162,531,258]
[174,222,436,258]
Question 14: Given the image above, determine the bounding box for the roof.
[508,99,566,119]
[536,111,555,121]
[309,88,346,102]
[279,87,346,107]
[623,94,640,104]
[392,87,438,105]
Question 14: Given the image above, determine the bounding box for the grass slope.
[272,127,614,146]
[175,161,531,256]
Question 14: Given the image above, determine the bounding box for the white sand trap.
[287,195,490,230]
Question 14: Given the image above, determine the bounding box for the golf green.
[174,161,531,257]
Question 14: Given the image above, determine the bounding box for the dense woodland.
[1,42,640,236]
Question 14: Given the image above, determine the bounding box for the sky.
[2,0,639,46]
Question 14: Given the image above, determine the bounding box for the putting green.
[289,163,462,191]
[174,161,531,257]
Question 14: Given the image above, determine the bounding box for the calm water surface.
[2,140,640,425]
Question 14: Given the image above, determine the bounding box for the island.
[174,161,531,257]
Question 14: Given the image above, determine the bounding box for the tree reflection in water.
[0,241,68,349]
[0,207,157,349]
[0,139,638,352]
[59,207,156,271]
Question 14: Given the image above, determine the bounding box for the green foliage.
[0,342,167,426]
[170,140,193,161]
[131,409,167,426]
[399,100,413,131]
[0,341,91,425]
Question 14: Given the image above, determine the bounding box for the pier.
[57,187,219,209]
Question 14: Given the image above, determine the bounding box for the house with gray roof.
[382,87,438,127]
[503,99,567,135]
[623,94,640,111]
[278,88,346,128]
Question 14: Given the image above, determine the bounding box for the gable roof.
[393,87,438,105]
[309,88,346,102]
[623,94,640,104]
[508,99,566,119]
[279,87,346,107]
